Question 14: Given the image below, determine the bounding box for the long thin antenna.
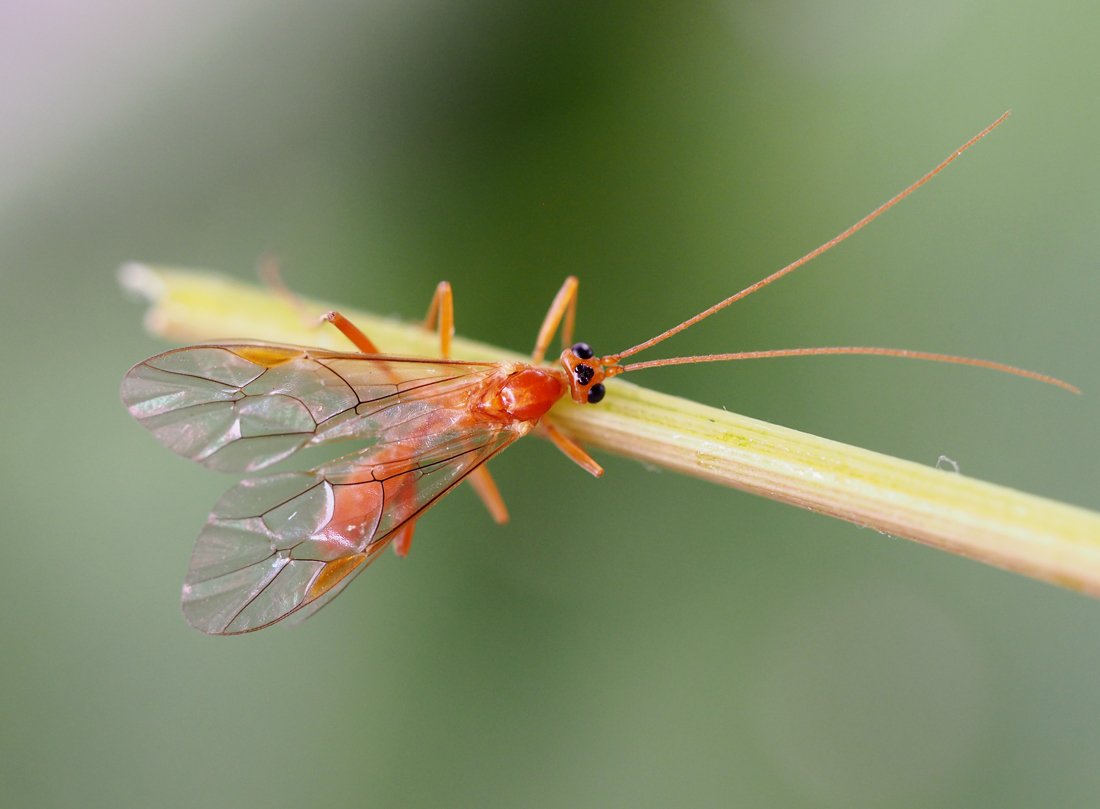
[613,346,1080,394]
[606,111,1012,363]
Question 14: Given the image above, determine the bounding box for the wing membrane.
[182,424,518,634]
[121,344,500,472]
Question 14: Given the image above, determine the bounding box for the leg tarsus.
[561,281,577,349]
[323,311,381,354]
[468,465,509,524]
[423,281,454,359]
[532,277,579,364]
[540,420,603,477]
[392,521,416,557]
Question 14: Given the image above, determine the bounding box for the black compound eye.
[571,342,594,360]
[574,364,595,386]
[587,383,606,404]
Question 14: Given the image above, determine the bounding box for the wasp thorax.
[476,367,565,423]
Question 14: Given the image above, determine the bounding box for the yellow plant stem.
[120,264,1100,597]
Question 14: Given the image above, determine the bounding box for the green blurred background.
[3,2,1098,807]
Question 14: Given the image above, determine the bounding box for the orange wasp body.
[122,113,1074,634]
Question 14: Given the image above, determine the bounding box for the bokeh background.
[3,2,1098,807]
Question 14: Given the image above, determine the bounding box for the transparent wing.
[182,423,520,634]
[120,343,499,472]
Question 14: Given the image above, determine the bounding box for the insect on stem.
[120,111,1079,635]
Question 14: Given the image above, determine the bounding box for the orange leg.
[531,279,601,476]
[531,276,579,364]
[422,281,455,359]
[422,282,510,524]
[322,311,382,354]
[540,421,603,478]
[468,466,509,524]
[421,282,509,524]
[392,521,416,558]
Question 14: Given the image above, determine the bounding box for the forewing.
[181,422,519,634]
[121,344,498,472]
